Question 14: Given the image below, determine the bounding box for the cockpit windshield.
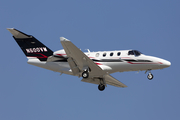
[128,50,142,56]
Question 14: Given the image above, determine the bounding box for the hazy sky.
[0,0,179,120]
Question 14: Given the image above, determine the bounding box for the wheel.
[147,73,153,80]
[98,84,105,91]
[82,71,89,78]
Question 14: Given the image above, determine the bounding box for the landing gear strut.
[98,78,105,91]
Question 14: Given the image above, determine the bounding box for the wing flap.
[67,57,80,75]
[105,75,127,87]
[81,78,100,85]
[81,75,127,88]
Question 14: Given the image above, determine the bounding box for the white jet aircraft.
[7,28,171,91]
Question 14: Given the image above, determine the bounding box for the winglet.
[60,37,70,42]
[7,28,31,38]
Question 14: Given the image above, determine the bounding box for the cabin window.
[96,53,99,57]
[117,52,121,56]
[103,53,106,57]
[110,52,113,56]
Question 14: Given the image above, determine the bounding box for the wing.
[104,75,127,87]
[60,37,127,88]
[81,75,127,88]
[60,37,106,77]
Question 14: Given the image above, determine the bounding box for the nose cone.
[163,60,171,67]
[146,55,171,69]
[160,59,171,68]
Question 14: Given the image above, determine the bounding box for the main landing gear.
[82,70,105,91]
[98,78,105,91]
[98,84,105,91]
[82,71,89,78]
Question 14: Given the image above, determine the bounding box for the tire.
[147,73,153,80]
[98,84,105,91]
[82,71,89,78]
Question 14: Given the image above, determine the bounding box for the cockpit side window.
[128,51,134,55]
[128,50,141,56]
[133,50,141,56]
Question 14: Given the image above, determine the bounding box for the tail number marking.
[26,47,48,53]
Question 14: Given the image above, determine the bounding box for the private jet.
[7,28,171,91]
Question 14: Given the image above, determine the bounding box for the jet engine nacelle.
[53,49,67,58]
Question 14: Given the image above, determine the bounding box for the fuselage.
[27,49,171,75]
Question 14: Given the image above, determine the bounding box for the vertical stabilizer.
[7,28,53,61]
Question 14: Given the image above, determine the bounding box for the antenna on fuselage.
[86,49,90,53]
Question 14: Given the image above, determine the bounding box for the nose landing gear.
[147,73,153,80]
[145,70,154,80]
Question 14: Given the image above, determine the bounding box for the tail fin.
[7,28,53,61]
